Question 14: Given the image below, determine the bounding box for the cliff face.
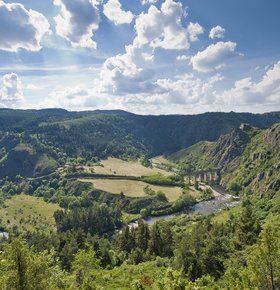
[167,123,280,196]
[209,127,250,173]
[221,123,280,195]
[264,123,280,154]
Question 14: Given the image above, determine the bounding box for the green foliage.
[140,155,152,168]
[202,187,215,200]
[0,238,68,289]
[1,109,279,178]
[169,141,215,171]
[0,110,280,289]
[142,174,183,186]
[54,203,122,235]
[236,199,261,247]
[71,248,100,289]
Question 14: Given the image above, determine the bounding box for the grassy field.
[79,178,183,202]
[86,157,172,177]
[0,194,61,232]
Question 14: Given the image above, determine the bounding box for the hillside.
[0,109,280,178]
[168,141,215,171]
[0,132,60,178]
[223,123,280,195]
[168,123,280,196]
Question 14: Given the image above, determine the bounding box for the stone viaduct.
[180,169,220,184]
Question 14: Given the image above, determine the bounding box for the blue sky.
[0,0,280,114]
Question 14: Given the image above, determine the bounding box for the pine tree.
[236,199,260,247]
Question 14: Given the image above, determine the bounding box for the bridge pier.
[199,173,204,182]
[182,168,220,186]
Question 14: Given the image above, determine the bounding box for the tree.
[149,223,163,257]
[119,225,135,253]
[136,219,150,252]
[246,218,280,290]
[236,199,260,247]
[71,248,100,290]
[0,238,68,289]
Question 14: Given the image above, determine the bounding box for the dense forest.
[0,109,279,289]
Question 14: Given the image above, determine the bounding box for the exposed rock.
[264,123,280,153]
[266,179,280,192]
[266,169,273,178]
[256,172,265,182]
[209,127,250,172]
[239,123,252,131]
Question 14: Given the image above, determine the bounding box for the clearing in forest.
[87,157,172,177]
[0,194,61,232]
[79,178,183,202]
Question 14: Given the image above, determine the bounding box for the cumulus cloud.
[103,0,134,25]
[191,41,238,72]
[99,44,157,95]
[156,73,223,105]
[209,25,225,39]
[134,0,203,50]
[220,60,280,105]
[187,22,204,42]
[0,73,24,102]
[0,1,50,52]
[45,85,109,110]
[97,0,205,97]
[54,0,100,48]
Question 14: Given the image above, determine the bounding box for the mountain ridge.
[1,109,280,178]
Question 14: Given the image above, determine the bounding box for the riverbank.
[128,185,240,227]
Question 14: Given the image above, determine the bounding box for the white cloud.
[187,22,204,42]
[156,73,223,105]
[96,0,205,97]
[141,0,157,5]
[220,60,280,105]
[103,0,134,25]
[0,1,50,52]
[99,44,157,95]
[45,85,108,110]
[0,73,24,102]
[25,84,40,90]
[54,0,100,49]
[134,0,203,50]
[191,41,238,72]
[176,55,190,61]
[209,25,225,39]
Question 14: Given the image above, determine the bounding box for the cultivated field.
[79,178,183,202]
[87,157,172,177]
[0,194,61,232]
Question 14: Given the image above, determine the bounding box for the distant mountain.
[0,109,280,177]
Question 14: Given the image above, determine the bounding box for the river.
[129,185,240,227]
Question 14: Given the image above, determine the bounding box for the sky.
[0,0,280,115]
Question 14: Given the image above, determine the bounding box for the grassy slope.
[167,141,215,170]
[0,194,61,232]
[79,178,184,202]
[89,157,172,177]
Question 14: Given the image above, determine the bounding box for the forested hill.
[1,109,280,161]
